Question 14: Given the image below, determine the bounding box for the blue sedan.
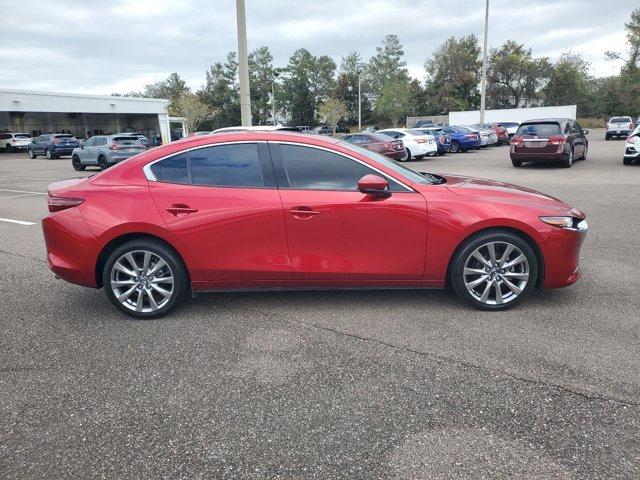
[440,126,482,153]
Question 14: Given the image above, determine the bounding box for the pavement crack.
[221,300,639,409]
[0,249,46,264]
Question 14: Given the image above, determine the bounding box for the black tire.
[450,141,461,153]
[98,156,108,170]
[27,148,37,159]
[560,148,574,168]
[581,145,588,160]
[5,144,13,153]
[623,157,633,165]
[72,155,85,171]
[427,151,437,157]
[450,230,538,311]
[511,159,523,167]
[401,148,411,162]
[102,239,189,319]
[605,134,610,141]
[45,149,53,160]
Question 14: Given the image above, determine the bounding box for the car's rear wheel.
[72,155,85,171]
[45,149,53,159]
[27,148,36,159]
[560,148,574,168]
[605,133,611,140]
[450,141,461,153]
[102,239,188,319]
[450,231,538,311]
[5,143,13,153]
[511,159,522,167]
[98,155,108,170]
[623,157,633,165]
[581,145,588,160]
[400,148,411,161]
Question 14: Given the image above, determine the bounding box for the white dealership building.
[0,88,188,144]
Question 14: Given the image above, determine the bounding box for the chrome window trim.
[270,140,415,192]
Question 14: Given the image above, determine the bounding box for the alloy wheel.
[109,250,175,313]
[462,241,529,306]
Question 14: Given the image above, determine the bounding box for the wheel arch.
[445,225,545,289]
[94,232,191,288]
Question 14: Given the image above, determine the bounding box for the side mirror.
[358,174,391,198]
[582,129,589,135]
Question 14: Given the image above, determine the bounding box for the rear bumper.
[107,152,141,164]
[42,208,98,287]
[51,147,77,155]
[510,145,569,162]
[607,130,630,136]
[385,150,407,160]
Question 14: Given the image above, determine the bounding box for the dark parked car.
[510,118,589,168]
[27,134,80,159]
[313,126,334,135]
[415,119,435,127]
[341,132,406,160]
[412,127,452,155]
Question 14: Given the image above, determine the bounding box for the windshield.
[338,140,439,185]
[516,123,561,136]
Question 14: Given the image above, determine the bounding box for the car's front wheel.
[72,155,85,171]
[450,231,538,311]
[102,239,188,319]
[450,141,461,153]
[27,148,37,159]
[45,149,53,159]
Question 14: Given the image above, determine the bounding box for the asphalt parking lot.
[1,129,639,479]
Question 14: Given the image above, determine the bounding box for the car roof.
[212,125,299,133]
[520,118,571,124]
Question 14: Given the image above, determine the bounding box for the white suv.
[377,128,438,160]
[606,116,634,140]
[0,132,32,152]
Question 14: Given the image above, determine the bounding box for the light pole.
[479,0,489,123]
[236,0,251,126]
[358,74,362,131]
[272,81,276,125]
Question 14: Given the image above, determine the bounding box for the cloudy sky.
[1,0,636,95]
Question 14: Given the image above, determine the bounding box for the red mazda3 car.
[42,132,588,318]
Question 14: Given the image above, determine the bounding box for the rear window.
[610,117,631,123]
[516,123,561,136]
[113,136,141,144]
[14,134,31,138]
[499,122,519,128]
[54,135,75,140]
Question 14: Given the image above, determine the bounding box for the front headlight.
[539,216,588,231]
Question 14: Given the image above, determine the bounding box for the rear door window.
[150,153,190,184]
[516,123,561,136]
[190,143,263,188]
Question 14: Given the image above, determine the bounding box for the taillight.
[384,142,393,149]
[415,139,426,144]
[464,134,475,139]
[549,135,566,145]
[52,138,60,144]
[511,135,524,145]
[47,196,84,212]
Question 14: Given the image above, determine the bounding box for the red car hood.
[441,174,576,213]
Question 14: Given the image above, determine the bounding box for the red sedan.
[341,132,407,160]
[43,132,588,318]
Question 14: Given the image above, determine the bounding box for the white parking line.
[0,188,47,195]
[0,217,36,226]
[0,193,43,199]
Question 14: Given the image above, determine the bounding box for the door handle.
[289,206,320,218]
[166,204,198,216]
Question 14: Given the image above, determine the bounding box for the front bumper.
[624,146,640,158]
[540,219,588,289]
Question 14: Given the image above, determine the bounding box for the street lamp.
[358,73,362,131]
[272,70,280,126]
[479,0,489,123]
[236,0,251,126]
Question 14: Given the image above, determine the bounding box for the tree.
[248,46,277,125]
[318,98,349,134]
[425,35,482,112]
[279,49,336,126]
[144,73,190,115]
[374,80,411,127]
[365,35,410,96]
[197,52,240,129]
[605,7,640,75]
[543,53,591,113]
[486,41,552,108]
[176,93,212,133]
[334,52,372,124]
